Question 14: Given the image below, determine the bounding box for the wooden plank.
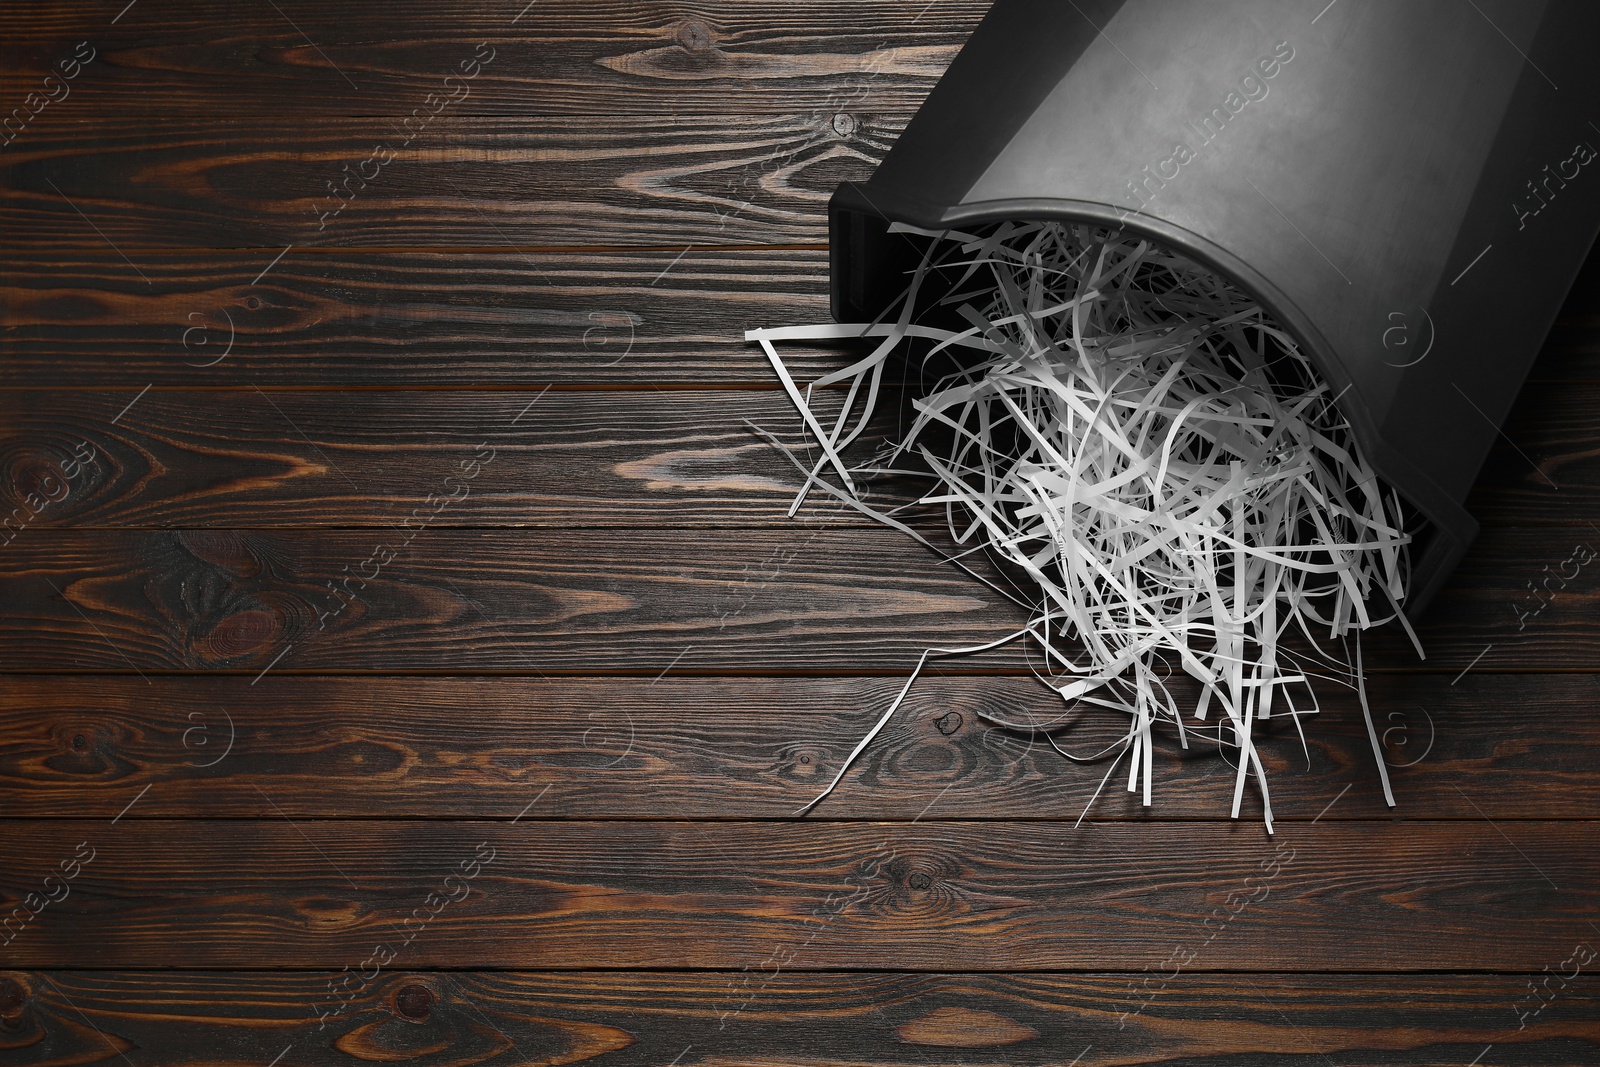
[0,113,903,249]
[0,527,1019,673]
[0,672,1594,821]
[0,0,977,118]
[0,820,1593,969]
[2,381,1598,527]
[3,970,1597,1066]
[1380,521,1600,671]
[4,239,1596,387]
[0,525,1592,673]
[1467,377,1600,523]
[0,249,856,387]
[0,387,905,528]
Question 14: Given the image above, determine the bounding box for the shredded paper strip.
[748,221,1423,830]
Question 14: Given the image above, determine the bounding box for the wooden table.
[2,2,1598,1063]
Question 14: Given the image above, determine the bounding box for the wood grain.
[2,970,1596,1066]
[1468,377,1600,523]
[4,242,1599,388]
[0,249,859,387]
[0,0,979,117]
[2,0,1599,1039]
[0,527,1019,673]
[0,820,1594,969]
[0,525,1592,673]
[0,386,908,528]
[1387,521,1600,670]
[0,672,1594,821]
[0,113,903,249]
[1,382,1598,527]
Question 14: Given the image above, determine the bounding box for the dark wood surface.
[0,1,984,116]
[2,114,903,248]
[2,672,1595,820]
[0,525,1593,672]
[2,1,1598,1065]
[0,250,859,386]
[3,820,1597,970]
[8,972,1596,1067]
[4,248,1600,387]
[0,383,1596,525]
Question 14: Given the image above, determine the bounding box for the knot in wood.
[394,983,434,1021]
[675,19,714,53]
[8,452,68,505]
[0,977,26,1019]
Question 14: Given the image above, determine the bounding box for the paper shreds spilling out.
[747,220,1424,831]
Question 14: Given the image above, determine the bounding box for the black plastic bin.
[830,0,1600,614]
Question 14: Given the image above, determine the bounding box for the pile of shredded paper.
[747,220,1423,831]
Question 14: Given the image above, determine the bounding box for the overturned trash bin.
[750,0,1600,824]
[829,0,1600,613]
